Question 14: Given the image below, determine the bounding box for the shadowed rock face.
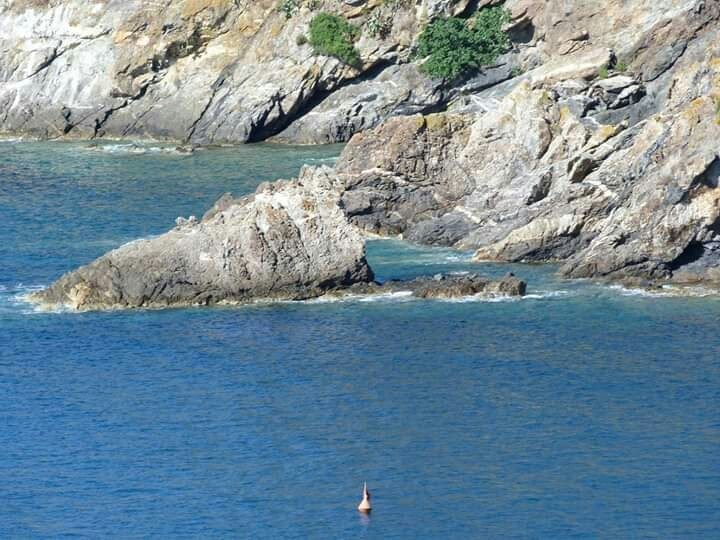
[29,167,374,311]
[270,64,446,145]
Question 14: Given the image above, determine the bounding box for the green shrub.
[614,58,628,72]
[472,6,512,64]
[416,6,511,80]
[309,12,361,67]
[598,65,609,79]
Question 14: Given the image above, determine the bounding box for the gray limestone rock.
[0,0,463,144]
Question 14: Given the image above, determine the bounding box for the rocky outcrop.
[29,167,373,310]
[338,112,474,243]
[558,98,720,283]
[29,163,529,310]
[392,272,526,298]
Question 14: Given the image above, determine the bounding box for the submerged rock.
[346,273,527,299]
[30,168,373,311]
[396,273,526,299]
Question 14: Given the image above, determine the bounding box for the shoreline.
[5,137,720,294]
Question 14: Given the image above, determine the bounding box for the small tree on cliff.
[416,6,511,81]
[308,12,362,68]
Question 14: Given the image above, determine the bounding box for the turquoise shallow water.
[1,140,720,538]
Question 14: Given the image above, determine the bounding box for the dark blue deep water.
[1,140,720,538]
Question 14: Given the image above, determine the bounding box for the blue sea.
[1,140,719,538]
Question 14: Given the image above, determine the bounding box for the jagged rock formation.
[30,167,374,310]
[325,0,720,284]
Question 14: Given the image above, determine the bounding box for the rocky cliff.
[0,0,473,143]
[29,165,528,311]
[9,0,720,287]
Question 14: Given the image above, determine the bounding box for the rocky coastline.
[8,0,720,300]
[28,165,528,311]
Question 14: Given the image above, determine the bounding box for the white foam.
[235,289,571,306]
[302,295,350,304]
[25,302,73,314]
[436,289,571,303]
[522,290,571,300]
[609,284,719,298]
[301,290,415,304]
[305,156,339,164]
[0,284,57,314]
[609,285,663,298]
[86,143,193,156]
[83,238,135,248]
[416,253,473,265]
[440,294,520,303]
[358,290,414,303]
[119,235,159,248]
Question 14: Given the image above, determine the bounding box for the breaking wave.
[608,284,720,298]
[85,143,196,156]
